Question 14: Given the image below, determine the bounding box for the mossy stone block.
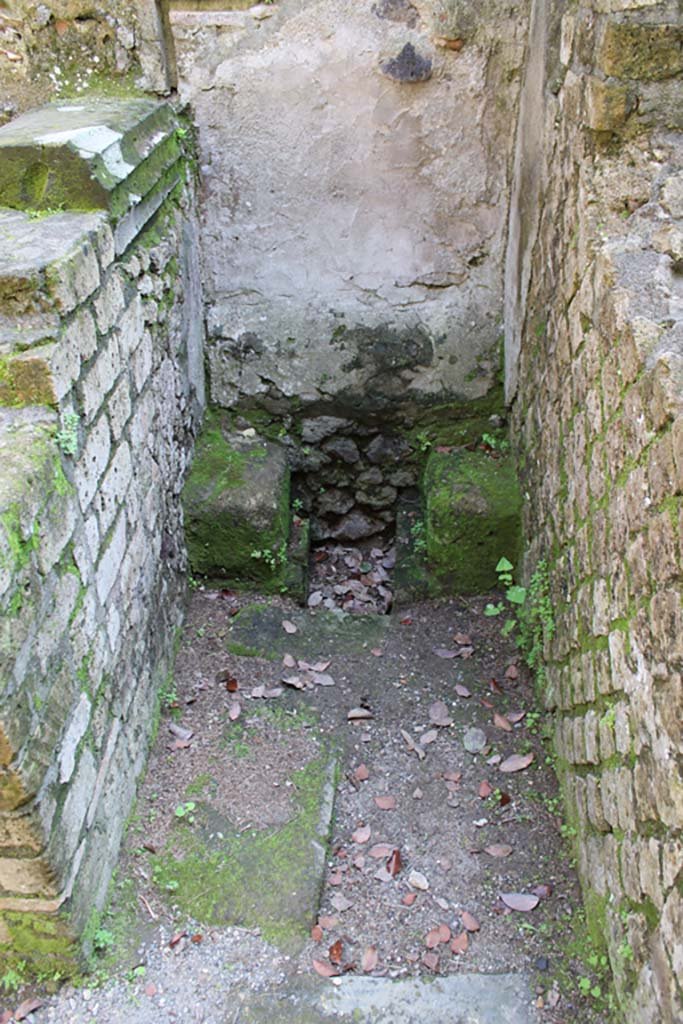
[182,413,291,586]
[423,449,521,594]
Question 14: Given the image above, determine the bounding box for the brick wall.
[508,2,682,1021]
[0,99,203,966]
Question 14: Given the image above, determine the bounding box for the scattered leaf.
[352,825,371,844]
[413,787,424,799]
[374,795,396,810]
[283,653,296,668]
[484,844,513,858]
[459,646,474,658]
[353,854,365,869]
[506,710,526,723]
[311,924,323,942]
[429,701,453,727]
[400,617,413,626]
[490,677,504,694]
[265,686,283,698]
[463,727,487,753]
[318,915,339,929]
[402,892,417,906]
[421,729,438,745]
[311,660,331,672]
[501,892,539,912]
[191,933,203,944]
[533,883,553,899]
[480,697,494,709]
[228,701,241,721]
[387,848,402,877]
[307,591,323,607]
[328,872,343,886]
[225,677,239,693]
[354,763,370,782]
[443,770,462,783]
[450,932,469,955]
[168,723,193,742]
[330,893,352,913]
[401,729,425,760]
[425,927,441,949]
[313,672,336,687]
[433,647,457,659]
[461,911,480,932]
[14,999,44,1021]
[282,620,298,634]
[361,946,378,972]
[479,780,493,799]
[144,982,158,998]
[370,648,383,657]
[169,930,187,948]
[493,712,513,732]
[505,664,519,680]
[348,707,373,721]
[438,923,452,943]
[408,869,429,891]
[499,791,512,807]
[369,844,392,859]
[453,632,471,645]
[455,684,471,698]
[329,939,343,964]
[283,675,305,690]
[312,959,339,978]
[422,951,439,971]
[499,752,534,773]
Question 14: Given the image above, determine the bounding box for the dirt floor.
[5,588,617,1024]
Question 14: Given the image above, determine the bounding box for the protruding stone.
[380,43,432,83]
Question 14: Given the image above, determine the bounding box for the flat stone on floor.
[235,973,535,1023]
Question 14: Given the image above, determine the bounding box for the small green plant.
[415,430,433,453]
[411,519,427,554]
[250,542,286,572]
[484,558,554,685]
[125,964,146,983]
[174,800,196,821]
[481,431,510,453]
[92,927,115,953]
[0,962,27,993]
[292,498,304,513]
[55,411,80,456]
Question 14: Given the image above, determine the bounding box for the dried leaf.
[283,675,306,690]
[453,632,471,645]
[318,915,339,929]
[374,865,393,883]
[361,945,378,972]
[311,924,323,942]
[313,672,336,687]
[330,893,352,912]
[311,660,331,672]
[312,959,339,977]
[533,883,553,899]
[282,620,298,634]
[145,983,158,998]
[191,933,203,944]
[251,685,265,699]
[14,999,44,1021]
[307,591,323,607]
[429,701,453,727]
[480,697,494,709]
[168,723,193,742]
[329,939,343,964]
[421,729,438,745]
[479,780,493,799]
[463,727,487,753]
[484,844,513,858]
[499,752,534,773]
[351,825,371,844]
[401,729,425,760]
[400,617,413,625]
[374,795,396,810]
[228,701,241,721]
[328,872,343,886]
[353,763,370,782]
[493,712,513,732]
[369,843,392,859]
[169,930,187,948]
[283,653,296,668]
[387,848,402,877]
[408,869,429,891]
[348,707,373,721]
[505,664,519,680]
[443,770,462,783]
[506,710,526,724]
[450,932,469,955]
[353,854,365,869]
[225,677,239,693]
[461,911,480,932]
[459,646,474,659]
[433,647,457,659]
[422,951,439,971]
[370,648,383,657]
[402,892,417,906]
[500,892,539,912]
[455,684,471,698]
[425,927,441,949]
[490,677,504,693]
[265,686,283,698]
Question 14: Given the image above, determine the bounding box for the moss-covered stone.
[226,603,389,661]
[423,449,521,594]
[0,352,57,408]
[182,412,292,588]
[0,909,79,980]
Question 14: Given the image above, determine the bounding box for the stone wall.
[0,99,203,967]
[170,0,530,417]
[508,2,682,1021]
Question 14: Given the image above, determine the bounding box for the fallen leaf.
[348,707,373,721]
[434,896,450,910]
[169,930,187,948]
[354,763,370,781]
[461,911,480,932]
[318,915,339,929]
[443,770,462,783]
[453,632,471,645]
[438,923,452,943]
[168,723,193,742]
[479,780,493,799]
[533,883,553,899]
[499,752,534,773]
[408,869,429,891]
[387,848,402,877]
[353,854,365,869]
[369,843,392,859]
[487,753,502,765]
[490,677,504,694]
[169,738,191,751]
[501,892,539,912]
[374,865,393,883]
[312,959,339,977]
[374,795,396,810]
[401,729,425,760]
[505,664,519,680]
[225,677,239,693]
[463,727,487,753]
[14,999,44,1021]
[328,872,343,886]
[361,945,378,972]
[265,686,283,698]
[402,892,417,906]
[228,701,241,721]
[330,893,352,912]
[429,701,453,727]
[282,620,298,634]
[282,675,305,690]
[422,951,439,971]
[459,646,474,658]
[311,660,331,672]
[144,982,158,997]
[455,684,471,698]
[313,672,336,687]
[191,933,203,944]
[371,648,383,657]
[421,729,438,745]
[506,710,526,724]
[307,591,323,607]
[329,939,343,964]
[352,825,371,844]
[1,1011,12,1024]
[493,712,513,732]
[433,647,458,659]
[311,924,323,942]
[283,653,296,668]
[400,616,413,625]
[480,697,494,709]
[484,844,513,858]
[250,685,265,699]
[450,932,469,955]
[425,927,441,949]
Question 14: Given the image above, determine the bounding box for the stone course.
[0,99,203,967]
[508,2,682,1021]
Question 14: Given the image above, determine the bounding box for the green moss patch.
[423,449,521,594]
[0,910,80,982]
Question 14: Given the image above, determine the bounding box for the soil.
[6,587,615,1024]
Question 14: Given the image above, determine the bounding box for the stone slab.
[226,603,389,660]
[235,973,535,1023]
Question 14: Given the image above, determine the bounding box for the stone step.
[232,973,535,1023]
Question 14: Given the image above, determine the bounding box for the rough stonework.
[507,2,683,1022]
[0,99,204,969]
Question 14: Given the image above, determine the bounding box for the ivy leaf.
[506,586,527,605]
[496,557,514,572]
